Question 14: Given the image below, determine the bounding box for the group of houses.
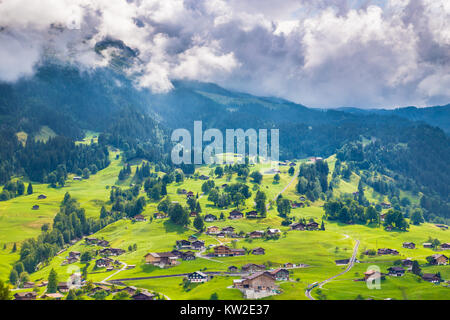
[403,241,450,250]
[290,221,319,231]
[175,239,205,250]
[61,251,81,265]
[84,237,110,247]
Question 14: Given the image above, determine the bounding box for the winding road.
[305,239,360,300]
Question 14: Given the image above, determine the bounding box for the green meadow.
[0,146,448,300]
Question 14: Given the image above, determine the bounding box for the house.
[291,202,305,209]
[144,252,179,267]
[204,214,217,222]
[388,266,405,277]
[422,273,441,284]
[423,243,433,249]
[176,240,191,249]
[189,211,198,217]
[120,286,138,296]
[248,230,265,239]
[228,266,239,273]
[100,248,126,256]
[230,248,245,256]
[85,237,99,245]
[58,282,70,293]
[221,184,228,188]
[222,226,235,234]
[246,211,259,219]
[14,292,38,300]
[41,293,64,300]
[427,254,449,265]
[91,285,112,294]
[269,268,290,281]
[377,248,399,255]
[69,251,81,259]
[364,270,382,281]
[97,239,110,247]
[289,162,296,167]
[96,257,113,268]
[178,189,187,195]
[335,259,350,266]
[267,229,281,236]
[206,226,220,235]
[22,281,35,289]
[199,175,210,180]
[37,194,47,200]
[380,213,387,222]
[401,258,414,267]
[284,263,294,268]
[186,191,195,199]
[213,245,231,257]
[241,263,266,273]
[233,272,276,291]
[154,212,166,219]
[217,232,226,238]
[73,176,82,181]
[32,205,39,210]
[187,271,209,283]
[132,291,155,300]
[380,202,392,209]
[133,214,146,222]
[229,210,243,220]
[252,247,266,255]
[306,222,319,230]
[403,242,415,249]
[188,234,198,242]
[213,245,244,257]
[290,222,305,231]
[435,224,448,230]
[181,251,196,261]
[191,240,205,250]
[441,243,450,250]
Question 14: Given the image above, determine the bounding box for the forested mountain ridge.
[337,105,450,134]
[0,63,449,222]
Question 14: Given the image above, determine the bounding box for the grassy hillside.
[0,145,448,300]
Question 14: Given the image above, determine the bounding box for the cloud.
[0,0,448,108]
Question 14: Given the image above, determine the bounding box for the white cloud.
[0,0,448,107]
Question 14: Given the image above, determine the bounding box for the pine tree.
[320,220,325,231]
[47,269,58,293]
[0,280,11,300]
[193,214,204,231]
[9,269,18,285]
[66,289,76,300]
[27,183,33,195]
[12,243,16,253]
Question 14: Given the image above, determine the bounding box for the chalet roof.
[388,267,405,272]
[190,271,208,278]
[242,263,265,269]
[269,268,288,275]
[145,252,178,258]
[15,292,38,298]
[244,271,274,281]
[422,273,440,280]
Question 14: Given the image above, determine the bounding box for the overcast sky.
[0,0,449,108]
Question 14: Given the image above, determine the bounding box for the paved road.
[305,239,360,300]
[101,262,128,284]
